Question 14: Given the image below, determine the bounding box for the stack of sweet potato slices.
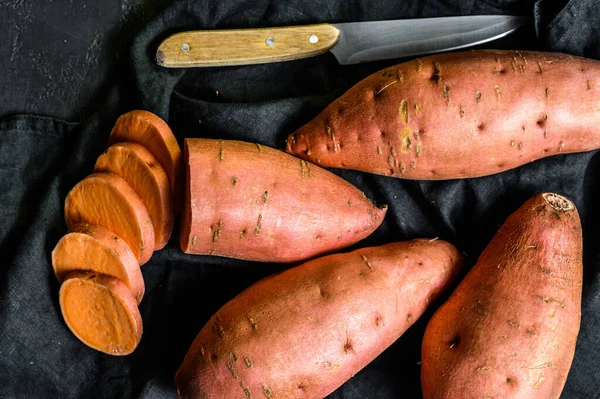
[51,110,182,355]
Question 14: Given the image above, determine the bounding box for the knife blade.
[156,15,528,68]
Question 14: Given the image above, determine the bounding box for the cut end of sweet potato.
[59,271,143,356]
[51,223,145,304]
[109,110,184,215]
[179,139,193,253]
[542,192,575,212]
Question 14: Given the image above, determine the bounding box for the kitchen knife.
[156,15,528,68]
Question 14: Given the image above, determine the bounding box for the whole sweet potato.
[286,50,600,179]
[180,138,387,263]
[421,193,582,399]
[175,239,462,399]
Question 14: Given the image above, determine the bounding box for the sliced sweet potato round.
[108,110,183,214]
[64,173,155,265]
[51,223,145,304]
[59,271,143,356]
[94,142,174,250]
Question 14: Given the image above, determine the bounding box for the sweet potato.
[286,50,600,179]
[94,142,174,250]
[51,223,145,304]
[180,139,387,263]
[175,239,462,399]
[109,110,183,213]
[64,172,155,265]
[60,271,143,356]
[421,193,582,399]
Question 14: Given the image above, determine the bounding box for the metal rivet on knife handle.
[309,35,319,44]
[180,43,190,52]
[265,37,275,46]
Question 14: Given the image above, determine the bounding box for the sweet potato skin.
[181,139,387,263]
[421,193,582,399]
[286,50,600,179]
[175,239,462,399]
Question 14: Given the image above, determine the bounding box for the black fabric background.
[1,0,600,398]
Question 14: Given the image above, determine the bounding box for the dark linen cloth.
[1,0,599,397]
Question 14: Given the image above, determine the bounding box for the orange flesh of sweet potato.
[175,239,462,399]
[64,173,155,265]
[51,223,145,304]
[286,50,600,179]
[421,193,582,399]
[180,139,387,263]
[59,271,143,356]
[94,142,174,250]
[109,110,183,214]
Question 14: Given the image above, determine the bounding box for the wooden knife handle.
[156,24,341,68]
